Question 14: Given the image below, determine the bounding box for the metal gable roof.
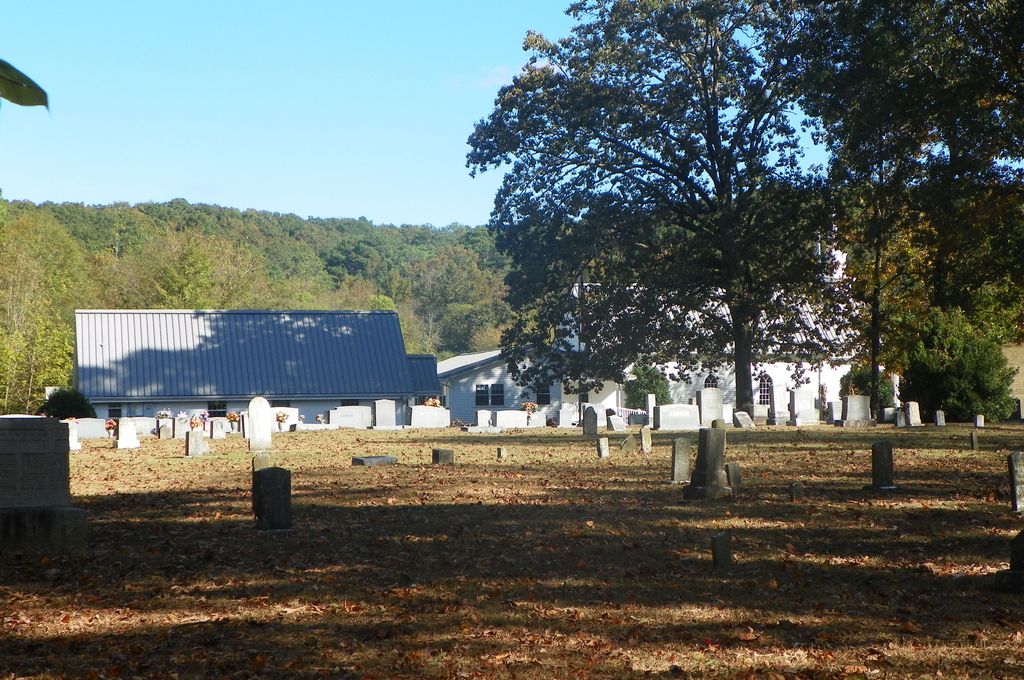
[75,309,418,400]
[407,355,442,396]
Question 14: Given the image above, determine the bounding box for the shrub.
[39,388,96,419]
[625,365,672,409]
[840,366,895,408]
[900,309,1017,421]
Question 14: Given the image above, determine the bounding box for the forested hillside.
[0,198,510,413]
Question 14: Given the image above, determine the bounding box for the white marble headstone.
[115,418,140,449]
[247,397,273,453]
[696,388,724,427]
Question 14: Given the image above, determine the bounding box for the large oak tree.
[469,0,846,407]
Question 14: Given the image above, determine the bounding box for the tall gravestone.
[252,466,291,530]
[639,425,652,453]
[209,420,227,440]
[373,399,398,429]
[788,389,817,426]
[1008,452,1024,513]
[671,438,690,483]
[583,406,599,436]
[247,397,273,453]
[683,428,732,500]
[115,418,140,449]
[0,418,86,552]
[867,440,898,491]
[903,401,923,427]
[934,410,946,427]
[596,437,609,459]
[185,430,209,457]
[839,395,873,428]
[696,388,724,428]
[974,414,985,428]
[654,404,700,430]
[64,420,82,451]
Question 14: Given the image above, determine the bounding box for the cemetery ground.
[3,425,1024,679]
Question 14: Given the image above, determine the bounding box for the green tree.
[624,365,671,410]
[840,366,894,409]
[900,309,1017,422]
[468,0,845,407]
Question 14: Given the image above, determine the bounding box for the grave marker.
[697,387,724,427]
[115,418,140,449]
[653,404,700,431]
[995,531,1024,592]
[606,414,628,432]
[724,462,742,492]
[839,395,873,428]
[583,407,599,436]
[671,438,690,483]
[619,434,637,453]
[683,428,732,500]
[788,389,818,426]
[934,410,946,427]
[970,430,979,451]
[185,430,209,457]
[1008,452,1024,513]
[789,481,804,502]
[209,420,227,440]
[867,440,898,491]
[247,397,273,453]
[974,414,985,428]
[252,466,291,530]
[432,448,455,465]
[639,425,652,453]
[596,437,609,459]
[711,531,731,571]
[496,446,508,461]
[373,399,398,429]
[733,411,755,429]
[903,401,923,427]
[351,455,397,467]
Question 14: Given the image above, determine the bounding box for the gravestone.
[239,413,247,438]
[172,417,188,439]
[351,455,397,467]
[789,481,804,502]
[1012,531,1024,571]
[251,453,272,472]
[248,397,273,453]
[722,403,734,426]
[711,418,726,429]
[185,431,209,457]
[895,410,907,428]
[606,414,628,432]
[974,414,985,428]
[724,462,742,492]
[903,401,923,427]
[880,407,897,424]
[373,399,397,429]
[209,420,227,440]
[432,448,455,465]
[788,389,817,426]
[476,410,492,427]
[619,434,637,453]
[825,402,841,424]
[496,446,507,461]
[697,388,724,428]
[583,407,599,436]
[653,404,700,431]
[733,411,755,429]
[63,420,82,452]
[158,424,172,439]
[767,384,788,425]
[671,438,690,483]
[934,410,946,427]
[645,393,657,420]
[683,428,732,500]
[839,395,873,427]
[1008,452,1024,513]
[994,531,1024,591]
[155,419,171,438]
[557,405,576,428]
[596,437,609,459]
[711,531,731,571]
[867,440,898,491]
[410,406,451,428]
[970,431,979,450]
[114,418,140,449]
[329,406,373,429]
[0,418,86,552]
[495,410,529,428]
[639,425,652,453]
[252,466,291,530]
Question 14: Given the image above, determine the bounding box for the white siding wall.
[661,361,849,409]
[444,361,564,424]
[93,398,404,425]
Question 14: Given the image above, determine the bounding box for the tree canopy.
[469,0,846,406]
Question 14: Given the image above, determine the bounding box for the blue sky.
[0,2,576,227]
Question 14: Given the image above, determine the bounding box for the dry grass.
[3,423,1024,679]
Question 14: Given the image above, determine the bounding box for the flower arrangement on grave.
[299,414,305,422]
[315,413,325,424]
[189,415,202,430]
[521,401,538,414]
[424,397,442,408]
[275,411,288,424]
[155,409,171,419]
[226,411,239,423]
[104,419,116,434]
[175,411,188,423]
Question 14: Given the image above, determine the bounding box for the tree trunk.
[869,234,883,419]
[731,308,755,409]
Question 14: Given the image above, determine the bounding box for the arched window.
[703,374,719,389]
[758,375,773,405]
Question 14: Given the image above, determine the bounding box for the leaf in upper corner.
[0,58,48,108]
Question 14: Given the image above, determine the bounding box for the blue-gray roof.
[75,310,429,400]
[407,355,441,396]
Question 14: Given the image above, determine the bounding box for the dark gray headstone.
[351,455,397,467]
[711,531,731,571]
[432,448,454,465]
[683,428,731,500]
[789,481,804,502]
[1008,452,1024,513]
[1012,531,1024,572]
[496,446,508,461]
[252,466,291,530]
[867,440,897,490]
[596,437,609,459]
[970,430,979,451]
[934,410,946,427]
[583,407,598,436]
[639,425,652,453]
[724,462,741,492]
[671,438,690,483]
[619,434,637,453]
